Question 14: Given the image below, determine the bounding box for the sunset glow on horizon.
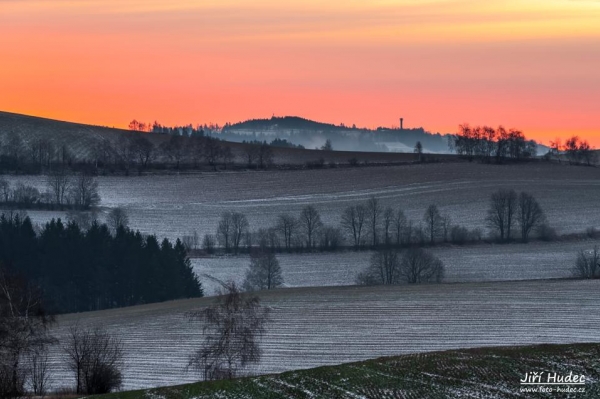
[1,0,599,145]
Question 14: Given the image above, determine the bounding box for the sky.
[1,0,599,145]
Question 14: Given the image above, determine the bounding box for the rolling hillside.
[0,111,458,168]
[95,343,600,399]
[48,279,600,390]
[222,115,451,153]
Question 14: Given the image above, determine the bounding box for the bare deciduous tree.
[276,214,297,250]
[63,325,123,395]
[399,248,445,284]
[244,145,260,168]
[204,137,223,170]
[517,192,545,242]
[299,205,322,249]
[231,213,249,253]
[393,209,407,246]
[366,197,382,246]
[160,135,187,169]
[573,246,600,279]
[129,135,155,169]
[357,249,401,285]
[319,226,343,250]
[257,144,273,169]
[243,252,283,291]
[340,205,366,248]
[187,282,270,381]
[116,136,136,170]
[424,204,442,244]
[486,189,517,241]
[46,169,71,206]
[217,212,233,251]
[27,346,51,397]
[106,208,129,233]
[70,174,100,209]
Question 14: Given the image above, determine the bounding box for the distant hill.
[229,116,344,131]
[223,116,451,153]
[0,111,458,172]
[0,111,548,172]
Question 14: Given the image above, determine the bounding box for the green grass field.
[96,343,600,399]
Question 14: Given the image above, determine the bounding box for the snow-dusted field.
[193,239,597,295]
[2,162,600,242]
[47,279,600,391]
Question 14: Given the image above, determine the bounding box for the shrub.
[450,225,469,245]
[537,223,558,241]
[573,246,599,279]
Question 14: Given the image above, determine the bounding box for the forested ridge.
[0,214,202,314]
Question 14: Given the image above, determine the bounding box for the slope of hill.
[0,110,149,161]
[222,115,450,153]
[96,343,600,398]
[48,279,600,390]
[0,111,457,169]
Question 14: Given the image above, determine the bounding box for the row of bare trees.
[205,200,482,254]
[0,132,75,172]
[449,124,537,163]
[211,206,344,254]
[549,136,597,166]
[357,248,444,286]
[0,130,238,174]
[199,190,552,255]
[94,134,234,172]
[0,173,100,210]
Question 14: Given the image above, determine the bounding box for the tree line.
[0,129,235,174]
[0,213,202,314]
[0,172,100,211]
[548,136,597,166]
[448,124,538,162]
[193,191,552,255]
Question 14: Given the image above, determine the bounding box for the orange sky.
[1,0,599,145]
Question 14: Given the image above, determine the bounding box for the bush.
[64,327,123,395]
[87,363,122,395]
[469,227,483,242]
[537,223,558,241]
[573,247,599,279]
[450,225,469,245]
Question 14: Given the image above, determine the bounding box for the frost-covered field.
[2,163,600,242]
[47,279,600,391]
[193,240,597,295]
